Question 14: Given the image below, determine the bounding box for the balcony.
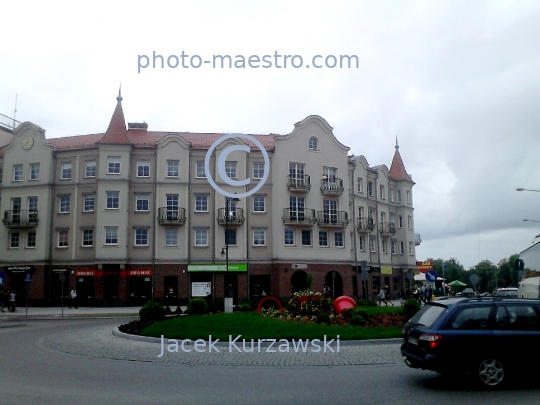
[3,210,39,228]
[415,233,422,246]
[320,178,344,195]
[379,222,396,237]
[217,208,245,226]
[357,217,375,233]
[316,211,349,228]
[157,207,186,226]
[287,175,311,192]
[282,208,317,225]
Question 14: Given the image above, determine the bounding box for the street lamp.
[220,196,240,273]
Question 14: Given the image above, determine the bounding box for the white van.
[517,277,540,299]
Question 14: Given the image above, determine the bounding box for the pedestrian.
[419,286,425,305]
[425,285,433,302]
[384,285,394,306]
[412,286,420,304]
[398,289,405,306]
[69,288,78,309]
[377,288,387,306]
[9,290,16,312]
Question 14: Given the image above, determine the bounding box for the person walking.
[377,288,387,306]
[69,288,78,309]
[398,289,405,306]
[8,290,16,312]
[412,286,420,304]
[384,285,394,306]
[419,286,425,305]
[425,285,433,302]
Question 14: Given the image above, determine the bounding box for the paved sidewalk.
[0,306,142,323]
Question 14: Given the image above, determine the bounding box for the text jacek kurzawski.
[158,335,340,357]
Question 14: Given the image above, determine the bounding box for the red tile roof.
[97,96,130,145]
[389,147,414,183]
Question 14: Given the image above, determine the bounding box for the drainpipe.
[151,147,157,301]
[47,151,57,305]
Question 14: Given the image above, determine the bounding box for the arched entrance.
[290,270,308,295]
[325,271,343,299]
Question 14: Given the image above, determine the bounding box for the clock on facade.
[22,136,34,150]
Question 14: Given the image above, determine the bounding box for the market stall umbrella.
[447,280,467,287]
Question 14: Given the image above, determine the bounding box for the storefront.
[187,263,247,304]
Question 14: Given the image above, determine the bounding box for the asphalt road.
[1,319,538,405]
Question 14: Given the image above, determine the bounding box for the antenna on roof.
[117,84,123,102]
[395,135,399,150]
[13,94,18,128]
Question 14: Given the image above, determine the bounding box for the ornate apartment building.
[0,94,420,306]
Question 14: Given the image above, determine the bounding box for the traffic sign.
[0,270,5,286]
[25,272,32,283]
[426,270,438,282]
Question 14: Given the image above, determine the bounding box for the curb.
[0,323,27,329]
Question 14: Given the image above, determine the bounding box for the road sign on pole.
[25,272,32,283]
[0,270,5,287]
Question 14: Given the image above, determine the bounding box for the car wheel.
[477,358,505,387]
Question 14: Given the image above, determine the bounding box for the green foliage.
[356,299,378,307]
[316,312,331,324]
[187,298,209,315]
[208,300,224,313]
[353,308,369,320]
[139,301,166,321]
[305,273,314,290]
[403,299,420,320]
[239,302,252,312]
[350,315,367,326]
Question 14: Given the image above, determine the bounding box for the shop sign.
[188,264,247,272]
[381,266,393,275]
[416,261,433,273]
[52,268,68,273]
[292,263,308,269]
[75,270,103,277]
[5,265,34,273]
[123,270,152,277]
[192,282,212,297]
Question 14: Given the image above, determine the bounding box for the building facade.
[0,95,420,306]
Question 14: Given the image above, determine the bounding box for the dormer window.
[308,137,319,150]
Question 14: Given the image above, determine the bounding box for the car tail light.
[419,334,443,349]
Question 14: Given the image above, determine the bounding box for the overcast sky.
[1,1,539,269]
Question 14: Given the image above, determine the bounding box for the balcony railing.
[415,233,422,246]
[320,178,344,195]
[217,208,245,226]
[282,208,317,225]
[287,175,311,192]
[3,210,39,228]
[379,222,396,237]
[157,207,186,225]
[357,217,375,233]
[316,211,349,227]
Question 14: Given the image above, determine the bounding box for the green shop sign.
[187,264,247,272]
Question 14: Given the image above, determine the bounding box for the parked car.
[401,297,540,387]
[461,288,475,297]
[495,287,518,298]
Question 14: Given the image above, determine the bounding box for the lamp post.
[221,196,240,311]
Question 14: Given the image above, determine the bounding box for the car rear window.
[408,304,447,328]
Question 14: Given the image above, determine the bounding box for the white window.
[196,161,206,178]
[408,215,413,230]
[367,181,374,197]
[83,195,95,212]
[406,190,411,204]
[289,162,306,186]
[105,227,118,245]
[107,156,121,174]
[357,177,363,193]
[322,166,338,190]
[106,191,119,209]
[382,239,387,254]
[27,231,36,248]
[308,136,319,150]
[28,196,38,213]
[82,229,93,247]
[359,235,365,251]
[13,164,23,181]
[400,241,405,255]
[195,195,208,212]
[370,237,376,252]
[61,163,72,180]
[225,161,237,179]
[398,215,403,228]
[253,196,265,212]
[285,229,294,246]
[10,232,20,248]
[389,188,394,202]
[319,231,329,247]
[137,160,150,177]
[166,195,179,218]
[379,184,385,200]
[301,230,312,246]
[253,230,266,246]
[58,230,69,248]
[135,229,148,246]
[30,163,40,180]
[195,229,208,246]
[166,160,179,177]
[334,232,344,248]
[85,160,96,178]
[391,241,396,254]
[136,195,149,212]
[409,241,414,256]
[253,162,265,179]
[165,229,177,246]
[59,196,70,213]
[397,189,402,203]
